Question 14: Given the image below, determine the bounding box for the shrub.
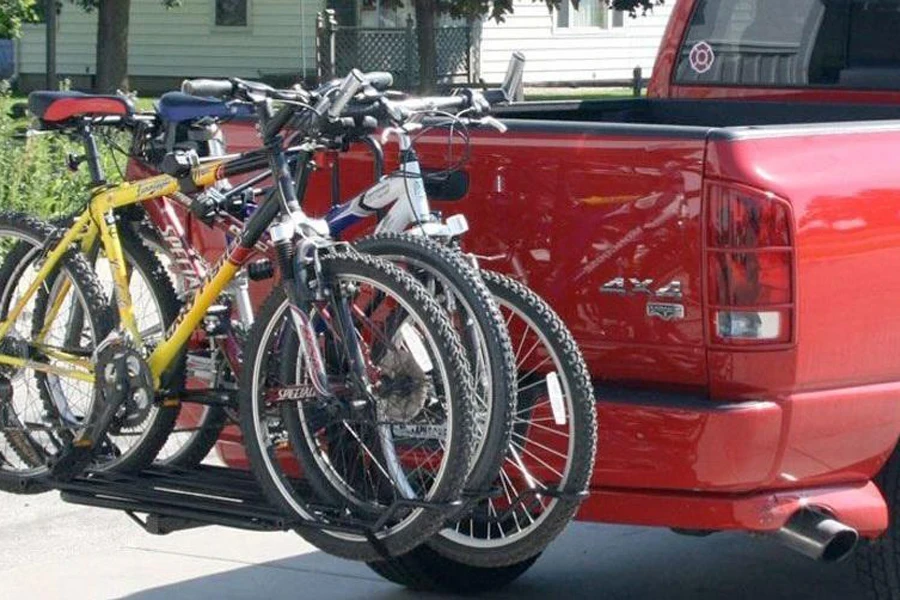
[0,86,124,218]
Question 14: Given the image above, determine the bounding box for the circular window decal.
[689,41,716,74]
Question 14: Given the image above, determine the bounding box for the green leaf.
[360,0,664,21]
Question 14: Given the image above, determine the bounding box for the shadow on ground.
[121,523,863,600]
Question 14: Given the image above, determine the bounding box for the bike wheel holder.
[53,464,467,559]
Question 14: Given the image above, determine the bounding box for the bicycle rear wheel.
[240,251,476,561]
[129,217,232,468]
[366,270,597,587]
[429,270,597,565]
[21,224,186,473]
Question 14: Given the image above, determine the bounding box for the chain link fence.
[318,11,474,90]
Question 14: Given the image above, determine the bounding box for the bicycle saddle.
[28,91,134,124]
[156,92,253,123]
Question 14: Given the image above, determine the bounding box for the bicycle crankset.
[50,334,154,481]
[96,336,155,433]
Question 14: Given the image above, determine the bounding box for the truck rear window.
[675,0,900,90]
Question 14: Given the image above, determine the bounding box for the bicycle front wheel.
[240,251,476,561]
[0,213,114,492]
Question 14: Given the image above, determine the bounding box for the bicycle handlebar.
[338,90,483,133]
[326,69,366,119]
[180,65,511,142]
[181,78,234,99]
[363,71,394,92]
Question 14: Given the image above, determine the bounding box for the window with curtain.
[359,3,464,28]
[557,2,625,30]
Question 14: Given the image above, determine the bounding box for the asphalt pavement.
[0,489,868,600]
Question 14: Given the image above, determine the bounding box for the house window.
[215,0,248,27]
[359,3,461,28]
[556,2,625,30]
[360,4,413,28]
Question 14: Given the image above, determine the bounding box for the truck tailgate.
[412,123,710,388]
[706,123,900,399]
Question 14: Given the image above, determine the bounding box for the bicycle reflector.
[705,181,794,346]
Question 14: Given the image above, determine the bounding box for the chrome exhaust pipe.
[772,510,859,563]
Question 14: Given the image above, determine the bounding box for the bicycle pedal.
[48,443,93,482]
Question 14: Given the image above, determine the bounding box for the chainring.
[95,337,155,434]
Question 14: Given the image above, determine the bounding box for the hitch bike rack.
[52,464,466,559]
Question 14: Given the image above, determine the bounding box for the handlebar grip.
[363,72,394,91]
[181,79,235,99]
[342,102,383,120]
[328,70,366,119]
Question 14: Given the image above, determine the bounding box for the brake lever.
[380,123,423,146]
[477,116,508,134]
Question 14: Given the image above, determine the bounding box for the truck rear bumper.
[578,481,888,538]
[215,381,900,536]
[593,382,900,494]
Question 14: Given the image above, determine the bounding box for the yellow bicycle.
[0,73,479,562]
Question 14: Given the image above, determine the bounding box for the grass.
[525,87,639,101]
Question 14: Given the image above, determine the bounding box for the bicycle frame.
[0,126,334,399]
[135,181,259,378]
[324,128,464,240]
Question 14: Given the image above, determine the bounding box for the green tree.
[0,0,39,39]
[70,0,181,93]
[367,0,665,92]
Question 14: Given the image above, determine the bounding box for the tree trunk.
[45,0,57,89]
[414,0,437,94]
[94,0,130,93]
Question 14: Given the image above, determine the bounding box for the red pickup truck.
[208,0,900,594]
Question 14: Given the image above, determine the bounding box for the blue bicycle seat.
[156,92,254,123]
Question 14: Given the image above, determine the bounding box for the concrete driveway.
[0,491,864,599]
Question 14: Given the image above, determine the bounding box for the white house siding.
[19,0,322,85]
[479,1,675,84]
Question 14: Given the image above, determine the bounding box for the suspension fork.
[277,147,372,404]
[34,223,100,347]
[328,276,373,400]
[278,242,333,400]
[268,145,334,400]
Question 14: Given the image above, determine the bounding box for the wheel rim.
[439,293,576,548]
[0,229,99,478]
[251,273,457,544]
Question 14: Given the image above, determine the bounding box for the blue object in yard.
[0,39,14,79]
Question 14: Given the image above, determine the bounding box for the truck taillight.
[705,182,794,346]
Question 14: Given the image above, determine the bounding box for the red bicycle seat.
[28,91,134,124]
